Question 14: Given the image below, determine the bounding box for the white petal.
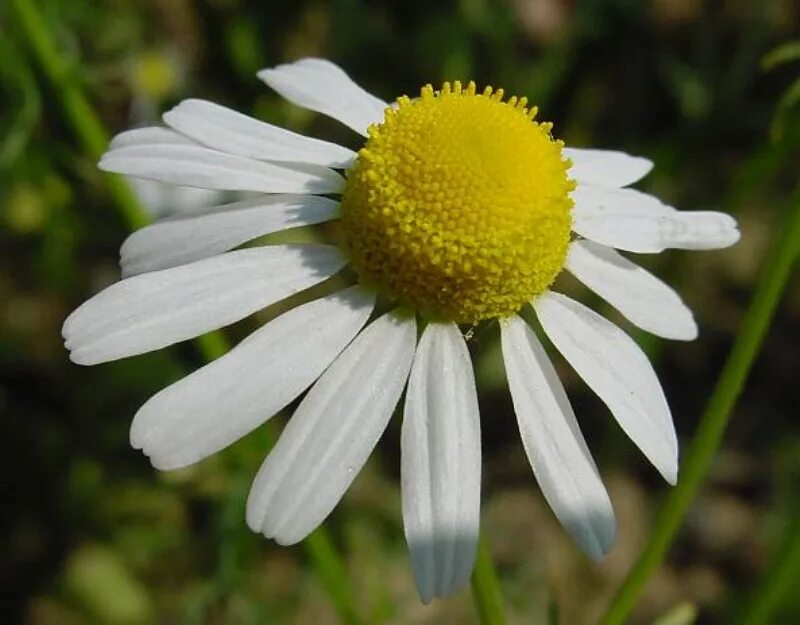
[564,148,653,187]
[126,177,223,219]
[575,212,741,254]
[533,291,678,484]
[572,185,740,253]
[120,195,339,276]
[163,99,356,168]
[109,126,198,150]
[99,144,344,194]
[63,245,344,365]
[258,58,387,136]
[131,286,375,470]
[565,240,698,340]
[501,316,615,559]
[573,184,675,217]
[402,323,481,603]
[246,310,416,545]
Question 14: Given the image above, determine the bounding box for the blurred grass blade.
[12,1,363,623]
[0,34,41,169]
[305,528,363,625]
[471,535,507,625]
[11,0,147,230]
[736,515,800,625]
[548,598,560,625]
[601,194,800,625]
[653,602,698,625]
[762,40,800,71]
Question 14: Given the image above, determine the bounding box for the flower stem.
[471,534,507,625]
[601,196,800,625]
[12,0,362,622]
[305,528,363,625]
[736,514,800,625]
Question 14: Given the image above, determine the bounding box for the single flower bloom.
[63,58,739,603]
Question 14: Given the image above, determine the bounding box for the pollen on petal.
[340,82,574,323]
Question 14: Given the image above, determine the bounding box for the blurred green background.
[2,1,799,624]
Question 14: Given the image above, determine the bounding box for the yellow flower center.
[340,81,574,323]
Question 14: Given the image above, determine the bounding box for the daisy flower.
[63,58,739,602]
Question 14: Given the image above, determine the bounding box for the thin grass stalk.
[471,534,507,625]
[736,514,800,625]
[601,195,800,624]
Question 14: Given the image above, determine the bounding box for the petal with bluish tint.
[402,322,481,603]
[501,315,616,559]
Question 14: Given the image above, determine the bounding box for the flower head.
[64,58,739,603]
[342,81,573,321]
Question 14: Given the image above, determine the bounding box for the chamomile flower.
[63,59,739,602]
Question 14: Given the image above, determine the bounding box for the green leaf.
[762,40,800,71]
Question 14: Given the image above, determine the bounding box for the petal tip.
[67,349,97,367]
[725,225,742,248]
[128,416,148,450]
[658,452,679,485]
[97,157,115,172]
[256,68,276,84]
[575,510,617,562]
[244,501,265,534]
[272,529,306,547]
[663,464,679,486]
[161,109,179,128]
[65,350,81,365]
[671,317,699,342]
[148,454,177,472]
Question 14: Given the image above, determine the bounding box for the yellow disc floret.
[340,81,574,323]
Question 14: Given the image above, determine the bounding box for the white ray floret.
[565,240,697,340]
[63,245,345,365]
[564,148,653,188]
[572,185,740,253]
[246,310,417,545]
[100,143,345,194]
[402,323,481,603]
[258,58,388,136]
[130,286,375,470]
[501,315,616,559]
[164,99,357,168]
[534,291,678,484]
[109,126,198,150]
[572,185,675,217]
[120,195,340,276]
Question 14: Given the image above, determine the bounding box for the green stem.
[601,197,800,625]
[471,534,507,625]
[736,515,800,625]
[13,0,362,622]
[305,528,363,625]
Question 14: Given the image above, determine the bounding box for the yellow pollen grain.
[340,81,574,323]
